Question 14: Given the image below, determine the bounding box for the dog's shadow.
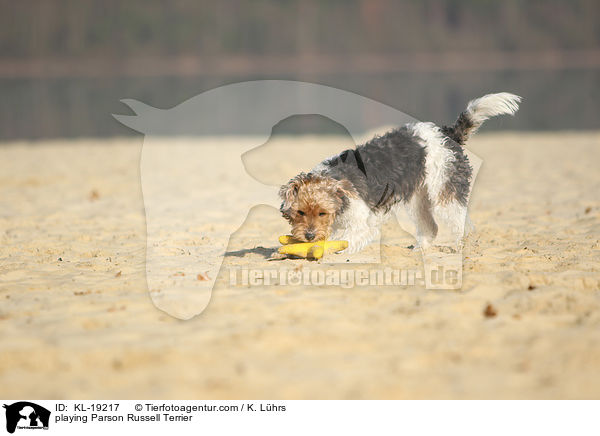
[225,246,278,259]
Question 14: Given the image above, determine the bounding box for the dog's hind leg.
[432,200,469,249]
[406,187,438,249]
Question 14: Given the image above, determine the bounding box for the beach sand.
[0,131,599,399]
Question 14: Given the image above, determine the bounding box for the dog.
[279,92,521,253]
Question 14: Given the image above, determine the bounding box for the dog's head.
[279,172,356,242]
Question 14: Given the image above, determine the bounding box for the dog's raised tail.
[443,92,521,145]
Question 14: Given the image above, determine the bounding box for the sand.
[0,131,599,399]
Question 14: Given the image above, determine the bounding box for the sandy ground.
[0,131,599,399]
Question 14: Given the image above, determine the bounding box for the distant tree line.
[1,0,598,59]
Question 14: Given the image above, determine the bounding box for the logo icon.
[3,402,50,434]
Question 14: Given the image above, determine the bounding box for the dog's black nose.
[305,231,315,241]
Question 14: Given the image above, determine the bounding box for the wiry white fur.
[410,122,454,206]
[332,197,382,253]
[465,92,522,129]
[432,202,469,248]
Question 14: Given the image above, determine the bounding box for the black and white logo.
[3,402,50,434]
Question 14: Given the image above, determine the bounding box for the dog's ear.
[335,179,356,201]
[279,175,303,220]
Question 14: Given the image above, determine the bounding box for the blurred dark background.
[1,0,599,139]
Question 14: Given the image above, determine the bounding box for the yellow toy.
[278,235,348,260]
[278,235,302,245]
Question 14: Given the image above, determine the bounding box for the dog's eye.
[297,210,305,216]
[319,212,327,216]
